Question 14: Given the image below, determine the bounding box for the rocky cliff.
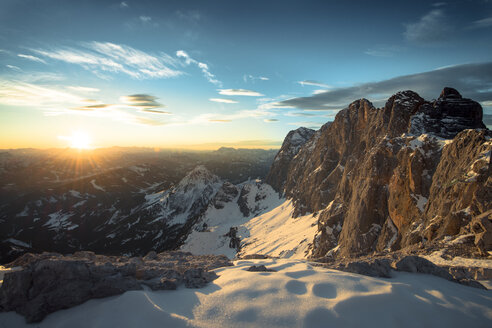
[269,88,490,259]
[266,127,315,193]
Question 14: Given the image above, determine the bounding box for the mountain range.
[0,87,490,266]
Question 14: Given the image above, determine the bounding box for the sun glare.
[59,131,92,149]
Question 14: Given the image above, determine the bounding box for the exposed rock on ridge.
[266,127,315,193]
[0,251,232,323]
[269,88,491,259]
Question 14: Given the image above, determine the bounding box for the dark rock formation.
[246,265,276,272]
[224,227,241,251]
[409,87,486,139]
[325,254,486,289]
[0,251,232,323]
[270,88,490,259]
[266,127,315,193]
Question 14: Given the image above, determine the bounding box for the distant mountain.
[0,148,277,263]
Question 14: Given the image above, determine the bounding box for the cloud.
[285,112,317,117]
[0,79,174,127]
[364,46,404,57]
[32,42,182,79]
[134,117,165,126]
[469,16,492,29]
[263,118,279,123]
[0,79,85,109]
[120,1,128,8]
[139,16,152,23]
[71,103,111,111]
[312,89,330,95]
[140,109,171,114]
[176,10,201,23]
[176,50,221,86]
[218,89,264,96]
[6,65,21,71]
[208,119,232,123]
[209,98,238,104]
[298,80,331,88]
[271,62,492,111]
[404,9,452,43]
[17,54,46,64]
[120,94,163,109]
[483,114,492,126]
[191,107,274,125]
[67,86,100,93]
[243,75,269,83]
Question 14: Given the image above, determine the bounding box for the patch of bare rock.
[0,251,232,323]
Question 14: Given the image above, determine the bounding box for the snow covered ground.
[239,200,318,259]
[181,182,283,258]
[2,259,491,328]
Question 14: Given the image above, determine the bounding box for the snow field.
[1,259,491,328]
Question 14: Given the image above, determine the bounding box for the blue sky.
[0,0,491,149]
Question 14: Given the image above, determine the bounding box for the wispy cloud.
[218,89,263,96]
[0,79,173,127]
[176,50,221,86]
[285,112,317,117]
[209,98,238,104]
[6,65,22,71]
[208,119,232,123]
[120,1,128,8]
[0,80,84,109]
[17,54,46,64]
[71,101,112,111]
[364,45,404,57]
[192,107,274,124]
[263,118,278,123]
[404,9,452,44]
[271,62,492,111]
[140,108,171,114]
[469,16,492,29]
[32,42,182,79]
[67,86,100,93]
[243,74,269,83]
[176,10,201,23]
[298,80,331,88]
[120,94,163,109]
[139,16,152,23]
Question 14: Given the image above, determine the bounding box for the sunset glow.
[59,131,92,149]
[0,0,491,150]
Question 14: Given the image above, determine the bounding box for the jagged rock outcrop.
[409,87,486,138]
[272,88,491,259]
[266,127,315,193]
[327,254,486,289]
[0,251,232,323]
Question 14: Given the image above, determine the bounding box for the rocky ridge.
[267,88,491,260]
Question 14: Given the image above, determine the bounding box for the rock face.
[0,251,232,323]
[327,254,486,289]
[409,87,486,139]
[271,88,491,259]
[266,127,315,193]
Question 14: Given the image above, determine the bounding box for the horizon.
[1,0,491,149]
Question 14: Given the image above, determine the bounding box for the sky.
[0,0,491,149]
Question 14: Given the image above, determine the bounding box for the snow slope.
[181,182,282,258]
[239,200,318,259]
[2,259,491,328]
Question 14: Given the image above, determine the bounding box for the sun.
[68,131,92,149]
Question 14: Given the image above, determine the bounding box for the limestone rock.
[0,251,232,323]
